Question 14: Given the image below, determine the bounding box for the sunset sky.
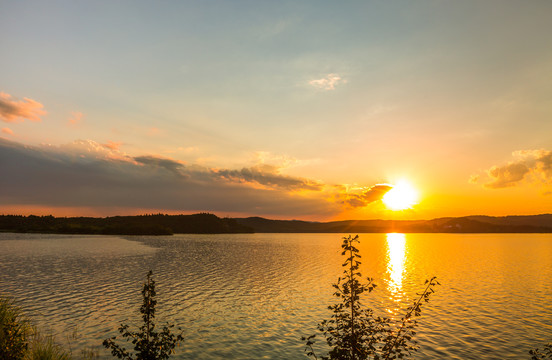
[1,1,551,220]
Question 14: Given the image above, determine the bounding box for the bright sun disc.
[382,180,419,211]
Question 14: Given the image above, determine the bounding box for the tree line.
[0,213,253,235]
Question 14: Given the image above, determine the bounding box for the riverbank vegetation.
[0,297,97,360]
[0,270,183,360]
[2,213,551,235]
[0,213,253,235]
[236,215,552,233]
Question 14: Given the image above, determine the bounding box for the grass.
[0,296,31,360]
[25,332,72,360]
[0,296,98,360]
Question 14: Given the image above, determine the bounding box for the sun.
[382,180,419,211]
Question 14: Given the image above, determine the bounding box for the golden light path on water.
[386,233,407,313]
[1,233,551,359]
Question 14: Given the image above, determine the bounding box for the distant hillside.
[464,214,552,227]
[2,213,551,235]
[0,213,254,235]
[235,214,552,233]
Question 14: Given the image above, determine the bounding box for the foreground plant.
[530,343,552,360]
[103,271,183,360]
[26,332,72,360]
[0,297,31,360]
[302,235,439,360]
[1,296,90,360]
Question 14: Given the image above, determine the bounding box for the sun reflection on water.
[386,233,406,307]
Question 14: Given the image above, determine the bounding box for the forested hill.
[234,214,552,233]
[0,213,253,235]
[2,213,551,235]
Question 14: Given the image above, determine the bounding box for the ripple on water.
[0,233,551,359]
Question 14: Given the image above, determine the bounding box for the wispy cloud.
[1,127,14,136]
[217,151,323,191]
[68,111,83,126]
[134,155,187,177]
[0,92,46,123]
[308,73,345,90]
[468,174,480,184]
[215,165,323,191]
[176,146,199,154]
[479,149,552,189]
[252,151,298,169]
[102,141,123,151]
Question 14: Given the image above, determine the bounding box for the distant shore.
[0,213,253,235]
[1,213,551,235]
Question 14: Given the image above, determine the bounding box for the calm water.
[0,233,551,359]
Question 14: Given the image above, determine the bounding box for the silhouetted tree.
[303,235,439,360]
[103,271,183,360]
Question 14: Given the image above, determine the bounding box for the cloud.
[0,138,338,217]
[215,165,323,191]
[468,174,480,184]
[49,139,128,162]
[0,92,46,123]
[102,141,122,151]
[209,151,323,191]
[482,149,552,189]
[0,138,392,217]
[1,127,13,135]
[308,73,345,90]
[486,163,530,189]
[176,146,198,154]
[252,151,298,169]
[68,111,83,126]
[134,155,187,177]
[340,184,393,208]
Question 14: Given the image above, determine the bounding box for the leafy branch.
[303,235,439,360]
[103,271,183,360]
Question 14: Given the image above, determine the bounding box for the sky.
[1,0,551,220]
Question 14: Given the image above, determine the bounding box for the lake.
[1,232,551,359]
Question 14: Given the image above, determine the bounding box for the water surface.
[0,233,551,359]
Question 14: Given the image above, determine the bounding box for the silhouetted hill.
[2,213,551,235]
[464,214,552,227]
[0,213,253,235]
[235,214,552,233]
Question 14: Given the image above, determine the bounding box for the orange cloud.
[481,149,552,189]
[0,92,46,123]
[1,127,13,135]
[68,111,83,126]
[468,174,480,184]
[486,163,530,188]
[102,141,123,151]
